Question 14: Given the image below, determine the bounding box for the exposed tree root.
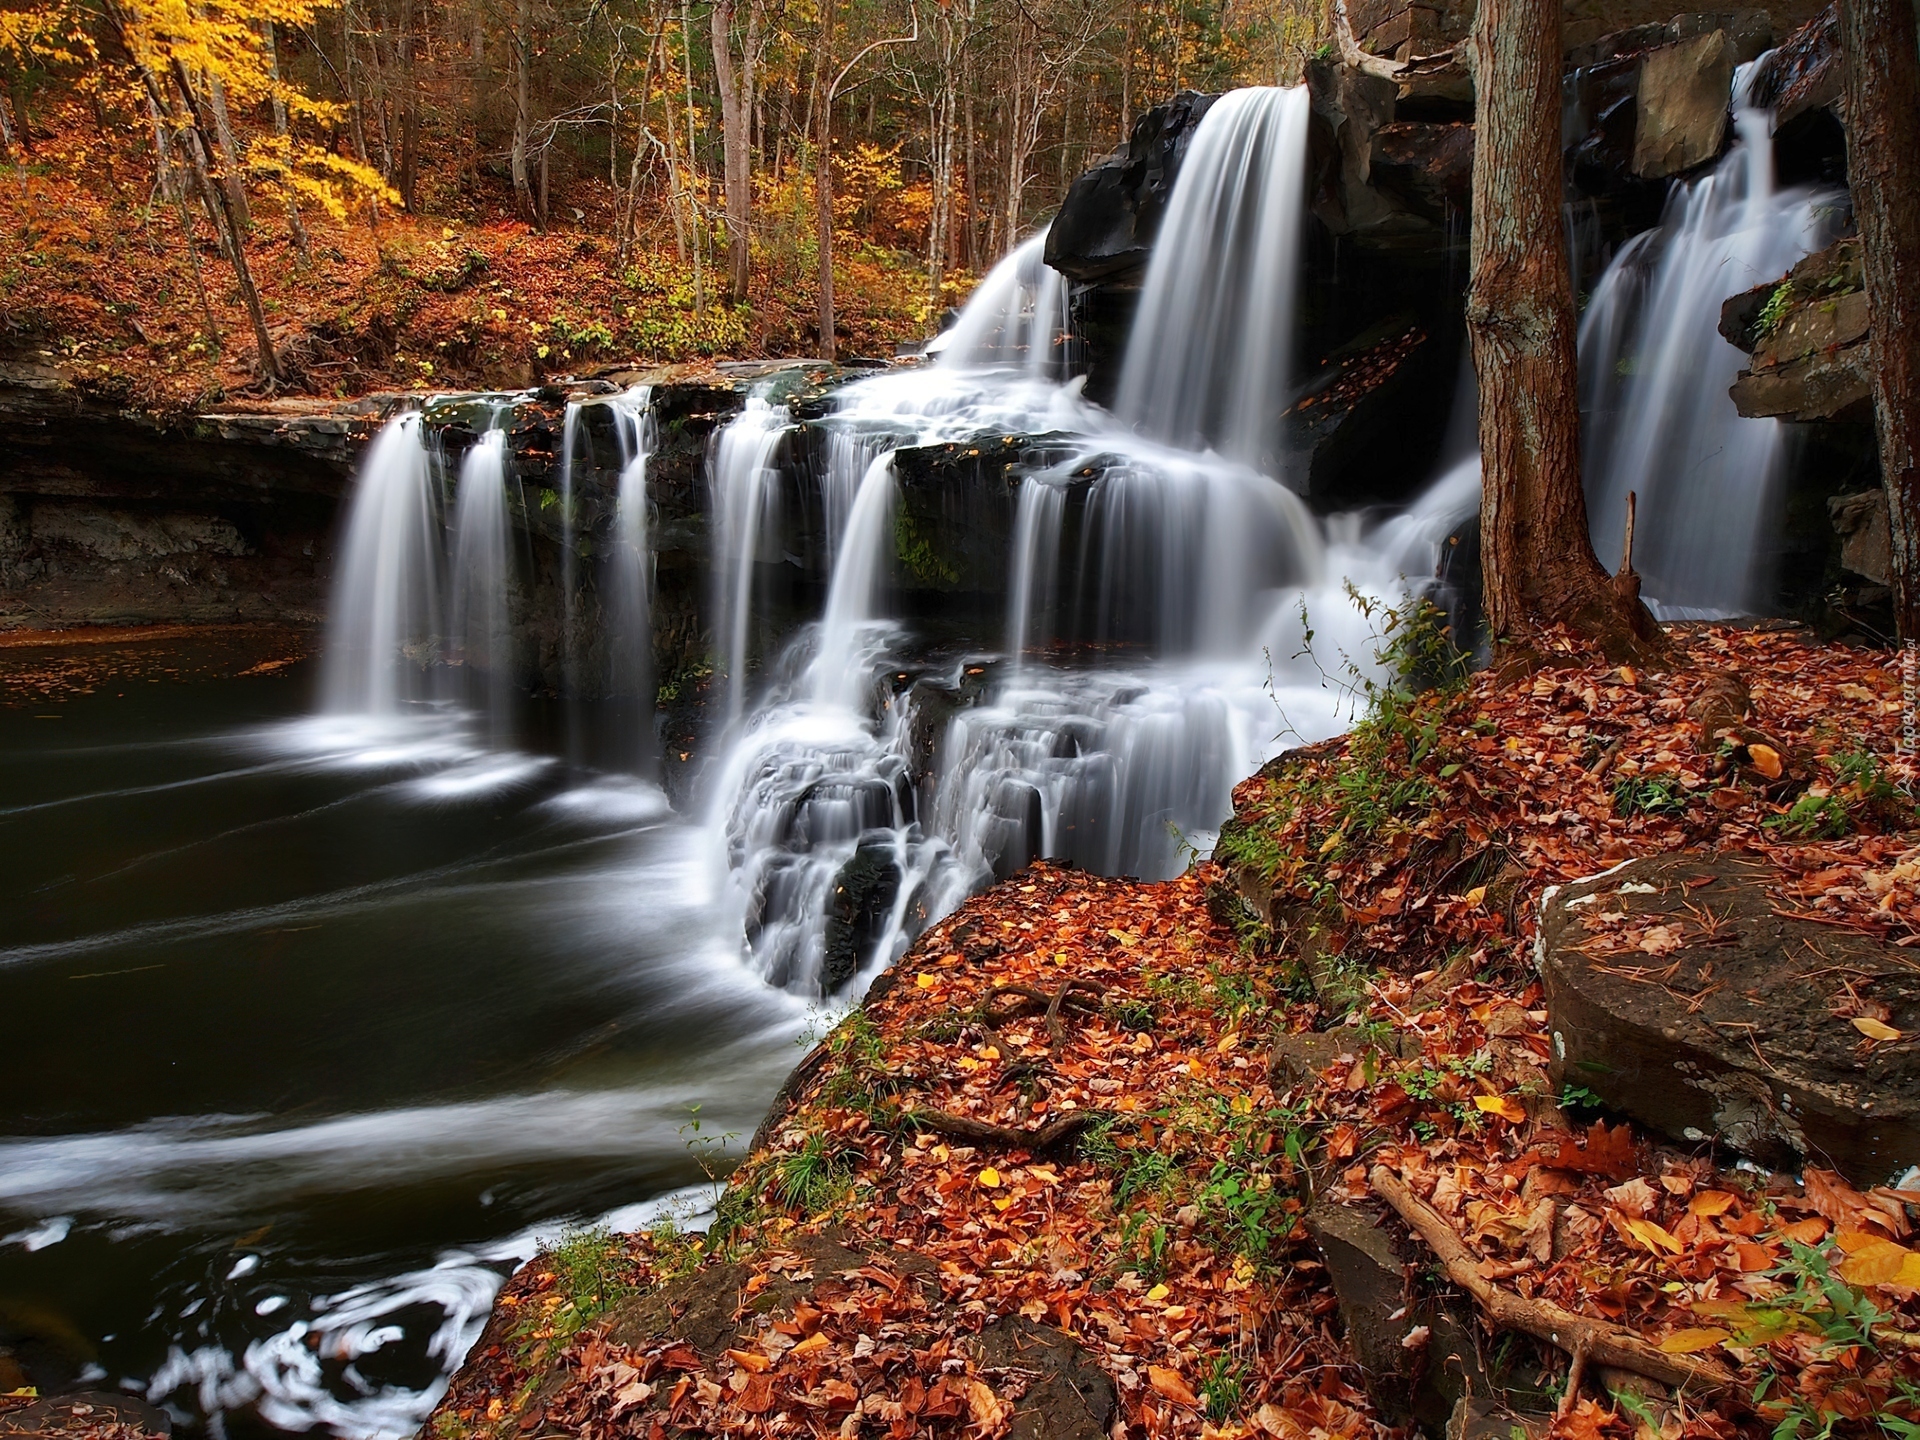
[906,1108,1109,1152]
[980,976,1102,1049]
[1369,1164,1738,1396]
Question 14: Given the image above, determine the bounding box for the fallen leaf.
[1853,1016,1902,1042]
[1474,1094,1526,1123]
[1658,1328,1729,1354]
[725,1349,771,1373]
[978,1167,1001,1189]
[1620,1217,1684,1255]
[1748,743,1783,779]
[1689,1190,1738,1217]
[1147,1366,1199,1408]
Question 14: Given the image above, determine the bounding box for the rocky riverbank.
[425,622,1920,1440]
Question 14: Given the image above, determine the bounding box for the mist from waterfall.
[1578,108,1842,616]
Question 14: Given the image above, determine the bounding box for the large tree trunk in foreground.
[1467,0,1656,659]
[1838,0,1920,642]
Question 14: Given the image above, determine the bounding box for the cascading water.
[1113,86,1312,472]
[930,228,1070,378]
[605,386,657,772]
[446,426,514,746]
[709,390,794,725]
[321,412,443,717]
[1578,106,1842,615]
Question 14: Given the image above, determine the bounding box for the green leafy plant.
[1756,278,1796,339]
[1611,773,1689,818]
[1767,792,1852,841]
[1200,1355,1244,1422]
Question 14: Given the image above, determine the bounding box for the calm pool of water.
[0,639,809,1438]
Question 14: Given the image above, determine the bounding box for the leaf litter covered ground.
[433,624,1920,1440]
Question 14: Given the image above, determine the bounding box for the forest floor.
[430,623,1920,1440]
[0,101,946,414]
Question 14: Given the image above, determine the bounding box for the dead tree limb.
[1369,1165,1737,1395]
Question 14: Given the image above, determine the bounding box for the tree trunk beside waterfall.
[1838,0,1920,642]
[1465,0,1659,661]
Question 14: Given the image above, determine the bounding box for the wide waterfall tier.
[1113,86,1311,476]
[1579,108,1843,617]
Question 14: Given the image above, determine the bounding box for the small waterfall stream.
[1578,107,1843,615]
[320,412,442,718]
[447,427,514,746]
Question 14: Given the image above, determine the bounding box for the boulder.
[823,840,905,993]
[1829,489,1891,586]
[1723,238,1873,424]
[1632,30,1735,178]
[1307,1202,1494,1435]
[1044,92,1220,284]
[1541,851,1920,1186]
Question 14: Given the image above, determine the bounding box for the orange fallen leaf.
[1748,743,1783,779]
[788,1332,829,1358]
[725,1348,771,1373]
[1688,1190,1738,1217]
[1147,1365,1199,1408]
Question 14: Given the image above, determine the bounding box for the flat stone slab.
[1541,851,1920,1185]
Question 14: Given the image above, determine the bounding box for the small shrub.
[1611,773,1689,818]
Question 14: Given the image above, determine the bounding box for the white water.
[1578,108,1841,615]
[708,391,794,726]
[1113,86,1313,474]
[320,414,442,716]
[607,387,657,770]
[696,83,1461,997]
[930,229,1070,378]
[446,427,514,746]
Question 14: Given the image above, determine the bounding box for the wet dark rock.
[823,840,904,993]
[1742,4,1840,130]
[1542,851,1920,1186]
[1286,317,1456,509]
[1044,92,1220,284]
[1829,489,1890,585]
[1367,123,1474,222]
[0,1392,172,1439]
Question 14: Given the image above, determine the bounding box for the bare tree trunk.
[710,0,757,304]
[681,0,705,310]
[1838,0,1920,642]
[263,20,312,261]
[207,70,252,228]
[511,0,534,219]
[397,0,419,210]
[1467,0,1653,658]
[815,47,835,359]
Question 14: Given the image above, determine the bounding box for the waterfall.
[709,390,793,725]
[1578,108,1842,615]
[1005,478,1067,666]
[1113,86,1312,473]
[931,230,1070,379]
[446,426,514,745]
[607,387,656,772]
[808,453,898,709]
[321,413,442,717]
